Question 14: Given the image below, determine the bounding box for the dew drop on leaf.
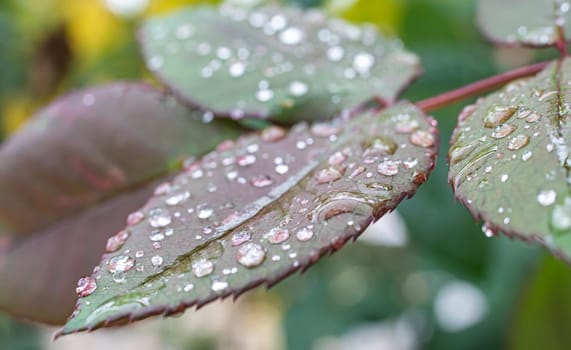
[192,259,214,278]
[537,190,557,207]
[108,256,135,273]
[237,243,266,267]
[76,277,97,297]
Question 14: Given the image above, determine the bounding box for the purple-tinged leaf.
[0,83,243,323]
[478,0,571,47]
[139,5,421,122]
[60,102,438,336]
[449,59,571,260]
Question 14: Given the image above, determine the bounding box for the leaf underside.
[139,4,421,122]
[449,58,571,261]
[478,0,571,47]
[0,83,242,323]
[61,102,438,335]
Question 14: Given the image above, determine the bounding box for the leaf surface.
[61,101,438,335]
[449,59,571,260]
[0,83,242,323]
[478,0,571,47]
[139,5,420,122]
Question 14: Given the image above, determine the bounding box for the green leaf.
[60,101,438,336]
[478,0,571,47]
[139,4,420,122]
[449,59,571,260]
[0,83,243,324]
[509,255,571,350]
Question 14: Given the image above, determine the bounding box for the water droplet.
[289,81,309,97]
[316,166,344,184]
[522,151,533,161]
[279,27,304,45]
[311,192,374,223]
[549,196,571,236]
[256,89,274,102]
[396,120,419,134]
[76,277,97,297]
[410,130,435,148]
[149,231,165,242]
[197,204,214,219]
[275,164,289,175]
[231,231,251,246]
[507,134,529,151]
[127,211,145,226]
[537,189,557,207]
[526,112,541,123]
[484,106,516,128]
[363,137,397,158]
[296,227,314,241]
[500,174,509,183]
[148,56,164,71]
[311,123,340,138]
[266,228,290,244]
[229,62,246,77]
[211,280,228,292]
[165,192,190,206]
[482,223,497,238]
[377,160,399,176]
[237,243,266,267]
[329,152,347,166]
[251,175,273,188]
[108,255,134,273]
[237,154,257,167]
[151,255,163,267]
[491,124,516,139]
[106,230,130,253]
[175,23,194,40]
[327,46,344,62]
[148,208,172,228]
[353,52,375,74]
[192,259,214,277]
[261,126,286,142]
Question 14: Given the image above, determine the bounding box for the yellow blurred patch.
[2,96,37,135]
[60,0,126,64]
[327,0,403,35]
[146,0,217,15]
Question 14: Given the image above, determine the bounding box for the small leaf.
[61,101,438,335]
[478,0,571,47]
[449,59,571,260]
[139,4,420,122]
[0,83,243,323]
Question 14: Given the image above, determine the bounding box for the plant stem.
[416,61,551,112]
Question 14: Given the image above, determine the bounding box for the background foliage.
[0,0,567,349]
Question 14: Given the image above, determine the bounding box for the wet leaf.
[449,59,571,260]
[0,83,242,323]
[61,101,438,335]
[478,0,571,47]
[139,4,420,122]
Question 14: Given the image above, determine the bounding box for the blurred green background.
[0,0,569,349]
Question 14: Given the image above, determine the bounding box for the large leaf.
[509,255,571,350]
[449,59,571,260]
[61,101,438,335]
[139,4,420,122]
[0,83,242,323]
[478,0,571,47]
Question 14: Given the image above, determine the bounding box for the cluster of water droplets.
[142,4,419,118]
[72,104,436,333]
[449,68,571,239]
